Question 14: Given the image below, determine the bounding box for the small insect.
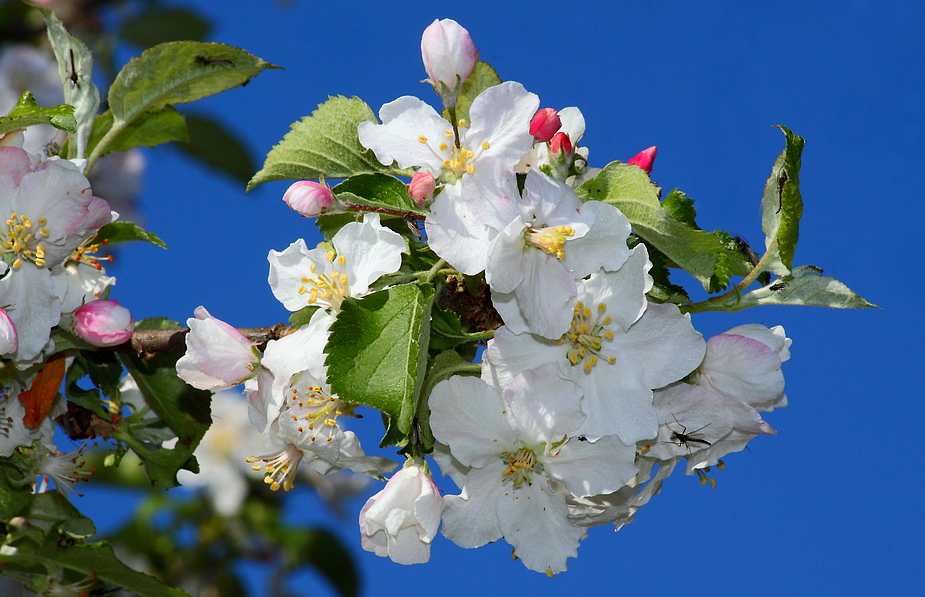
[667,414,712,452]
[769,282,789,291]
[775,169,789,214]
[195,55,234,67]
[68,49,79,88]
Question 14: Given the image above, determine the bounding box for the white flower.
[642,382,734,461]
[245,311,396,489]
[358,81,538,182]
[463,160,633,337]
[268,213,405,313]
[359,462,444,565]
[430,364,637,575]
[483,246,706,442]
[176,306,261,391]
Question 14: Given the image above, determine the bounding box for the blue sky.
[77,1,922,595]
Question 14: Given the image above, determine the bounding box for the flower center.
[524,225,575,259]
[2,212,49,269]
[285,381,347,442]
[69,237,113,271]
[298,250,350,311]
[500,442,544,489]
[417,121,490,180]
[247,443,303,491]
[556,301,617,372]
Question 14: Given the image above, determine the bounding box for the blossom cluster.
[173,18,792,576]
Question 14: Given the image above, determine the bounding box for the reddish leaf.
[19,353,67,428]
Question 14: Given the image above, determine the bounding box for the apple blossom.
[484,246,706,442]
[360,461,444,565]
[72,299,134,347]
[176,306,261,391]
[283,180,335,217]
[420,18,477,108]
[268,213,405,313]
[628,146,657,174]
[0,145,114,363]
[430,364,638,575]
[358,81,539,183]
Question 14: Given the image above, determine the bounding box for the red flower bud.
[628,146,657,174]
[529,108,561,143]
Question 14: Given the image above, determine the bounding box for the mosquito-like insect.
[67,49,79,88]
[769,282,789,291]
[666,414,712,452]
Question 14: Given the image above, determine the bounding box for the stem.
[682,233,780,314]
[106,323,294,358]
[341,200,426,221]
[425,258,447,283]
[447,106,461,148]
[84,120,128,175]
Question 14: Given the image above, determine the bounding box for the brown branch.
[113,324,294,359]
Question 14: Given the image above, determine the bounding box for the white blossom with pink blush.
[176,306,261,391]
[360,462,444,565]
[73,299,134,347]
[0,146,113,363]
[420,18,477,108]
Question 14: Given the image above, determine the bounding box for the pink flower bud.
[627,146,657,174]
[549,132,573,158]
[73,300,134,347]
[0,308,17,355]
[283,181,334,217]
[407,172,437,206]
[529,108,561,143]
[421,19,477,101]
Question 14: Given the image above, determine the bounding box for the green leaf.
[429,306,469,350]
[326,284,434,435]
[23,492,96,538]
[760,125,805,275]
[87,107,189,157]
[289,305,319,328]
[449,61,502,126]
[92,221,167,249]
[119,7,212,48]
[248,96,392,191]
[0,91,77,136]
[0,460,33,520]
[662,188,698,227]
[117,319,211,487]
[39,6,101,159]
[636,239,691,304]
[174,112,255,184]
[731,265,878,311]
[333,173,422,214]
[108,40,278,129]
[2,540,190,597]
[576,162,732,290]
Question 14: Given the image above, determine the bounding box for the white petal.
[563,201,633,278]
[503,363,584,443]
[334,213,406,296]
[466,82,539,168]
[574,358,657,443]
[546,436,638,497]
[358,96,450,172]
[497,477,580,575]
[441,462,505,548]
[424,182,490,275]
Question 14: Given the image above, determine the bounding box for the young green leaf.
[760,125,805,275]
[0,91,76,136]
[576,162,733,290]
[333,173,423,214]
[248,96,391,190]
[92,221,167,250]
[736,265,877,311]
[38,6,100,159]
[325,284,434,436]
[87,107,189,158]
